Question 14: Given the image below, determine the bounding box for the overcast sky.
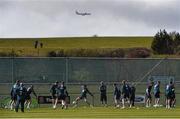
[0,0,180,38]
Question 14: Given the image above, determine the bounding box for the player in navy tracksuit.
[113,83,121,108]
[129,84,136,108]
[99,81,107,106]
[10,80,20,110]
[25,85,37,109]
[73,84,94,107]
[50,81,59,108]
[166,81,173,109]
[15,83,27,112]
[121,80,130,109]
[54,81,68,109]
[171,83,176,108]
[145,81,154,108]
[154,81,160,107]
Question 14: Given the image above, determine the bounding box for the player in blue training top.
[73,84,94,107]
[99,81,107,106]
[145,81,154,108]
[25,85,37,109]
[50,81,59,108]
[15,83,27,112]
[153,81,161,107]
[121,80,130,109]
[10,80,20,110]
[113,83,121,108]
[54,81,68,109]
[165,81,173,109]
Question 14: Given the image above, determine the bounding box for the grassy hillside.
[0,37,153,48]
[0,37,153,57]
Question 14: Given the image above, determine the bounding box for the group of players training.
[146,80,176,109]
[50,80,136,109]
[9,79,176,112]
[10,80,37,112]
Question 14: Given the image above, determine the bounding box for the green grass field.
[1,107,180,118]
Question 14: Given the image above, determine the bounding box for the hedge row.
[0,50,19,57]
[48,48,151,58]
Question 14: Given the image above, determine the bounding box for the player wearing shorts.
[50,81,59,108]
[10,80,20,110]
[99,81,107,106]
[54,81,68,109]
[73,84,94,107]
[113,83,121,108]
[25,85,37,109]
[154,81,160,107]
[121,80,130,109]
[145,81,153,108]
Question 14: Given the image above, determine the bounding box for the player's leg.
[24,95,30,109]
[84,98,91,106]
[149,96,152,107]
[51,95,56,108]
[104,95,107,106]
[20,99,25,112]
[146,98,150,107]
[114,96,118,107]
[165,96,168,108]
[130,96,133,108]
[132,96,135,107]
[156,97,160,107]
[61,95,67,109]
[167,98,171,109]
[154,97,157,107]
[10,96,16,110]
[117,99,121,108]
[121,95,125,108]
[27,99,31,109]
[15,99,20,112]
[100,94,103,105]
[10,99,14,110]
[127,95,130,107]
[53,97,58,109]
[172,98,176,108]
[61,99,67,109]
[73,97,81,107]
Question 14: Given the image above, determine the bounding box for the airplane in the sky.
[75,10,91,16]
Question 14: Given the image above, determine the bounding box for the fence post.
[11,57,14,84]
[65,57,69,84]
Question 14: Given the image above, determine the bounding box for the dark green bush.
[48,48,125,57]
[0,52,8,57]
[127,48,151,58]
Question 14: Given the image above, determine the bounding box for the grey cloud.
[0,0,180,37]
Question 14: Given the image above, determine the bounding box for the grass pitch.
[0,107,180,118]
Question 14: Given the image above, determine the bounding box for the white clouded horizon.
[0,0,180,38]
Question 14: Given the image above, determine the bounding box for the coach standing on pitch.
[99,81,107,106]
[15,83,27,112]
[130,84,136,108]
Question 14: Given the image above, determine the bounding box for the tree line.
[151,29,180,55]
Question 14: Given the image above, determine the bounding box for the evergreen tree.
[151,29,174,54]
